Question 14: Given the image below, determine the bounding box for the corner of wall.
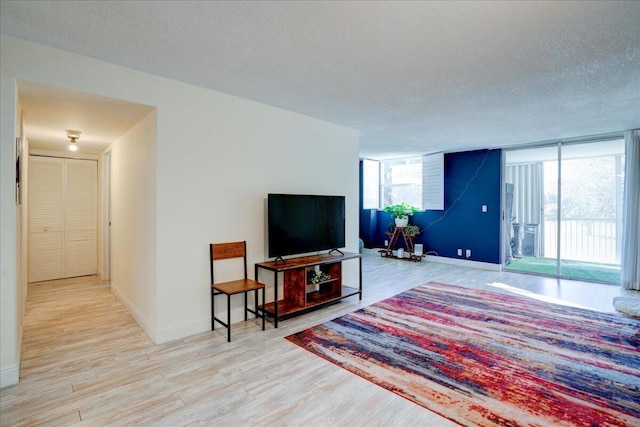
[155,319,210,345]
[110,283,158,344]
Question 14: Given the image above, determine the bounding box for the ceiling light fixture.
[66,129,81,152]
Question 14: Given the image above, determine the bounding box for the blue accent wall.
[360,149,502,264]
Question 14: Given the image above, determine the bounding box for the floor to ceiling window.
[504,137,625,284]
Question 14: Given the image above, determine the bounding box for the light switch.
[482,205,488,212]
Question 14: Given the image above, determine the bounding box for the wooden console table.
[379,227,424,262]
[255,252,362,328]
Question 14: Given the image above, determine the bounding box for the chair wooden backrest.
[210,241,248,284]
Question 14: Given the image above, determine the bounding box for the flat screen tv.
[268,194,345,259]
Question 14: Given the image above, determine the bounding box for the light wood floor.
[1,249,634,426]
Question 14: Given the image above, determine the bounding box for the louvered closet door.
[29,157,65,282]
[65,159,97,277]
[29,156,97,282]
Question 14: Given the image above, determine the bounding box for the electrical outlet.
[466,249,471,258]
[457,249,463,256]
[482,205,488,212]
[384,240,389,246]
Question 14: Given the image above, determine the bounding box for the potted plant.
[404,224,421,238]
[384,202,420,227]
[308,270,331,284]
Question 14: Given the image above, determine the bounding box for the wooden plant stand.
[378,227,424,262]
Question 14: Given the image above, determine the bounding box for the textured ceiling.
[2,1,639,159]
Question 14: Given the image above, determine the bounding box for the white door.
[29,157,65,282]
[65,159,97,277]
[29,156,97,282]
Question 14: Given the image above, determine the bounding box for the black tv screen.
[268,194,345,258]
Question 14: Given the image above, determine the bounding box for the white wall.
[153,94,361,340]
[0,72,19,387]
[109,110,158,337]
[0,34,359,384]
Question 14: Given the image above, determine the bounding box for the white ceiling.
[2,1,639,159]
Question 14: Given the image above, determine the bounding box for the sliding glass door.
[504,138,624,283]
[557,141,624,281]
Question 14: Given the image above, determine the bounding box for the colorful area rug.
[286,282,640,426]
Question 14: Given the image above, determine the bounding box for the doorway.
[18,80,155,284]
[504,138,625,283]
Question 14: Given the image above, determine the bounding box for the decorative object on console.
[384,202,420,228]
[309,270,331,284]
[287,282,640,426]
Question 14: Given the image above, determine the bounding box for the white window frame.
[361,159,380,209]
[363,154,445,211]
[379,156,424,210]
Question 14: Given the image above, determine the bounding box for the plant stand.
[379,227,424,262]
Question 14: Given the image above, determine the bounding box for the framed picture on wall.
[15,137,21,205]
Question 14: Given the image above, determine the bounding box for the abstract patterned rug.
[286,282,640,426]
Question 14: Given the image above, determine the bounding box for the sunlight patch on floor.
[487,282,594,311]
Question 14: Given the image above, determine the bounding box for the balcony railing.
[542,218,621,264]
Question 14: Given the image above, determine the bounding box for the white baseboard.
[110,284,158,344]
[155,304,253,344]
[111,284,257,345]
[155,318,210,345]
[0,364,19,388]
[425,255,502,271]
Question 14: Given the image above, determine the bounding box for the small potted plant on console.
[308,270,331,284]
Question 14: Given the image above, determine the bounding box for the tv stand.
[255,252,362,328]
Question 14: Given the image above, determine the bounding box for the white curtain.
[505,163,543,225]
[621,129,640,290]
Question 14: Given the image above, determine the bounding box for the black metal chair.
[210,241,265,342]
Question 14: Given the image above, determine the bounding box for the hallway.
[2,276,162,425]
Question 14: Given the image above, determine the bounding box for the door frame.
[99,147,112,281]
